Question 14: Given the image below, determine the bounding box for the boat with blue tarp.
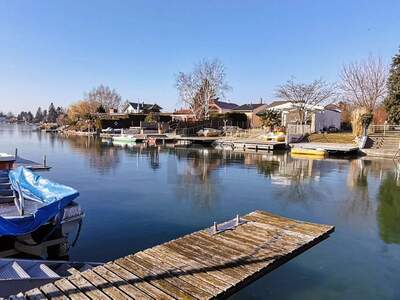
[0,166,84,258]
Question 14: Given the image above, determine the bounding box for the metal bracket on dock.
[208,214,247,235]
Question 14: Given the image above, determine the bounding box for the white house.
[265,101,341,132]
[122,101,162,114]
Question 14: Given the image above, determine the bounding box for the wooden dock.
[20,211,334,299]
[291,143,359,153]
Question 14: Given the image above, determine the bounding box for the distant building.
[109,108,119,114]
[122,101,162,114]
[263,100,341,132]
[209,99,238,114]
[232,103,268,128]
[172,108,196,121]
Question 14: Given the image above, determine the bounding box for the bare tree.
[339,56,387,112]
[176,59,231,120]
[85,84,122,111]
[276,78,336,124]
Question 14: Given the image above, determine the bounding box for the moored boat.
[291,147,328,157]
[0,167,84,258]
[112,134,137,143]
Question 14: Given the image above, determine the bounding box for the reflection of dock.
[291,143,359,153]
[21,210,334,299]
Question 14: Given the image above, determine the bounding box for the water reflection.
[377,172,400,244]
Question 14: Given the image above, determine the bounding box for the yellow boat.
[291,147,328,157]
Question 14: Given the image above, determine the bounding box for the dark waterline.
[1,124,400,299]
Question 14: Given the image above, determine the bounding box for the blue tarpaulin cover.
[0,167,79,236]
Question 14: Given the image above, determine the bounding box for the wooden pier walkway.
[214,139,287,151]
[20,211,334,299]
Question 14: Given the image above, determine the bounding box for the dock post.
[43,155,47,168]
[213,222,218,234]
[15,148,18,160]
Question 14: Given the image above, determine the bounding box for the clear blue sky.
[1,0,399,113]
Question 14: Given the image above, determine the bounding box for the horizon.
[1,0,399,114]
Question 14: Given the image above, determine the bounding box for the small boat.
[291,147,327,157]
[197,128,222,137]
[0,258,102,297]
[112,134,137,143]
[264,131,286,142]
[0,167,84,258]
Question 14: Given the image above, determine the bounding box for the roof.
[324,104,341,112]
[173,108,194,115]
[211,100,238,110]
[232,103,265,111]
[265,100,291,109]
[125,102,162,111]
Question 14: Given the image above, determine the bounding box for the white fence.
[287,124,312,135]
[368,125,400,136]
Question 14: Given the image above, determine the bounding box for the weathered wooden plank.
[131,252,213,299]
[40,283,69,300]
[93,265,154,300]
[80,269,133,300]
[191,233,267,271]
[67,273,111,300]
[116,257,196,300]
[163,242,242,284]
[168,237,253,278]
[182,235,258,274]
[54,278,90,300]
[148,246,233,291]
[246,211,334,235]
[139,250,223,296]
[103,263,174,300]
[25,288,47,300]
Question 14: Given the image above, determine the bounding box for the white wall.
[123,106,137,114]
[314,110,341,131]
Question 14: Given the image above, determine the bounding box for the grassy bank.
[308,132,355,144]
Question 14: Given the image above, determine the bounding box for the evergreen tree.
[26,111,34,122]
[35,107,43,123]
[384,48,400,124]
[47,102,58,123]
[42,109,48,122]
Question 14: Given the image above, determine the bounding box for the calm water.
[1,124,400,299]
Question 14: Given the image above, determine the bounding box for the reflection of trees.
[377,172,400,244]
[343,159,374,217]
[65,136,121,174]
[172,148,222,209]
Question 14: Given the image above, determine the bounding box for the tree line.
[5,47,400,133]
[16,102,65,123]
